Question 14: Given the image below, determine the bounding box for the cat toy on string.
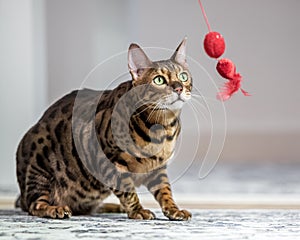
[198,0,250,101]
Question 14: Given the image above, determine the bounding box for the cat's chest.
[117,125,178,173]
[133,123,178,153]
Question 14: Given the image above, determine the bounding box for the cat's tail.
[15,195,21,208]
[97,203,125,214]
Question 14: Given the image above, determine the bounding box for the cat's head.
[128,38,192,110]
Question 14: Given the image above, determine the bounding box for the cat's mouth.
[159,96,186,110]
[156,93,190,110]
[170,98,185,105]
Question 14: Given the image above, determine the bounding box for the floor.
[1,163,300,239]
[0,209,300,240]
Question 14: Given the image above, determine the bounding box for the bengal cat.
[16,38,192,221]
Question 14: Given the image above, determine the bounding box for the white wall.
[0,0,46,187]
[46,0,131,103]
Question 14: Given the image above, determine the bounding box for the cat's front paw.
[163,208,192,221]
[29,204,72,219]
[128,209,156,220]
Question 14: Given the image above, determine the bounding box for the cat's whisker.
[190,98,209,112]
[190,98,213,116]
[164,94,172,124]
[135,97,152,108]
[163,108,167,126]
[191,94,218,108]
[188,104,210,125]
[134,101,157,116]
[135,104,153,115]
[190,98,223,122]
[192,94,221,104]
[135,93,169,109]
[146,105,157,122]
[156,106,161,124]
[146,101,161,122]
[187,100,211,124]
[134,95,169,116]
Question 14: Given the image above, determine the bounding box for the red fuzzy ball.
[203,32,225,59]
[216,58,235,80]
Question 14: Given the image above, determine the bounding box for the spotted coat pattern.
[16,39,192,220]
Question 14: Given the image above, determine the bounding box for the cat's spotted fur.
[16,39,192,220]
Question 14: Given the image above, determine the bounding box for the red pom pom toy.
[204,32,225,59]
[216,58,236,79]
[216,59,250,101]
[198,0,250,101]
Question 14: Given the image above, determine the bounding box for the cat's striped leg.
[28,193,72,219]
[113,174,155,220]
[25,166,72,219]
[145,167,192,221]
[114,189,155,220]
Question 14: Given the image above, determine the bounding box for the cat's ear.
[128,43,152,80]
[171,37,188,68]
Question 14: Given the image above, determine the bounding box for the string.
[197,0,212,32]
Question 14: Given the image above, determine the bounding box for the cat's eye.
[178,72,189,82]
[153,75,166,85]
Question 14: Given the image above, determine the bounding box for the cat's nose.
[171,82,183,95]
[174,87,183,95]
